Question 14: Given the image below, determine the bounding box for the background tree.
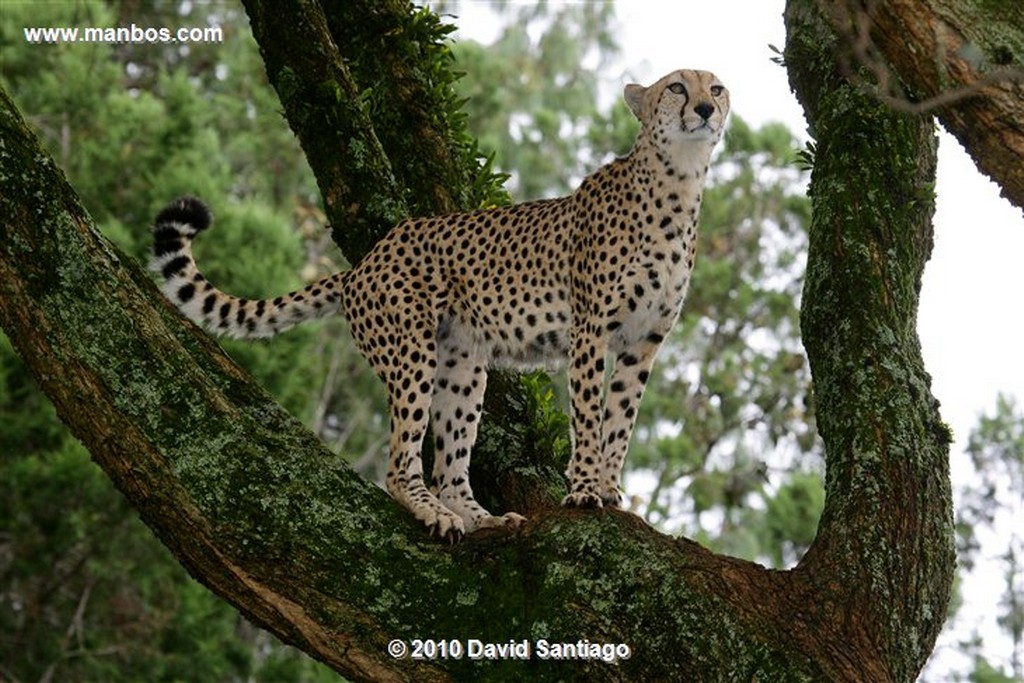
[1,2,340,680]
[946,395,1023,681]
[438,1,621,200]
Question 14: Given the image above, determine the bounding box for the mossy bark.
[819,0,1024,210]
[0,1,959,681]
[786,0,955,679]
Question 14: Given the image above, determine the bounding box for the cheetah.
[151,69,729,542]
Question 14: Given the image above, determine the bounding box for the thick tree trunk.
[820,0,1024,210]
[1,1,954,680]
[786,0,956,679]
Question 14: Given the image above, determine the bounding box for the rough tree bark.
[0,1,961,681]
[821,0,1024,210]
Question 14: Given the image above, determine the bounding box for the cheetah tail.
[150,196,346,340]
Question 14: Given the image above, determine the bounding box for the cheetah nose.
[694,102,714,121]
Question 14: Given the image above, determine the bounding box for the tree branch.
[820,0,1024,210]
[826,0,1024,115]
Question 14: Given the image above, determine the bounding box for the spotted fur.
[151,69,729,541]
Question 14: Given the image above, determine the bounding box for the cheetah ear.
[624,83,646,119]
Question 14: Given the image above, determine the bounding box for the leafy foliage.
[440,0,623,199]
[0,3,338,680]
[951,394,1024,681]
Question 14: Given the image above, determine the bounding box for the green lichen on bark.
[786,1,955,679]
[240,0,408,261]
[319,0,509,216]
[942,0,1024,67]
[240,0,507,262]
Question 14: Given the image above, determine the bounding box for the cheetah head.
[625,69,729,149]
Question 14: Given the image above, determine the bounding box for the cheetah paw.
[421,508,466,544]
[562,491,604,509]
[501,512,528,528]
[600,489,623,508]
[426,519,465,544]
[469,511,528,533]
[494,512,528,529]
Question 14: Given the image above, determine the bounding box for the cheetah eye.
[710,85,725,97]
[668,82,686,95]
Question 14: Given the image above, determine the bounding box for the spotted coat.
[151,69,730,541]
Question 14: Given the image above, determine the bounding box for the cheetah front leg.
[598,338,663,507]
[563,326,610,508]
[429,337,526,533]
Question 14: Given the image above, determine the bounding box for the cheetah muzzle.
[151,69,730,543]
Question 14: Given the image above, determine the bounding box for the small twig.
[310,326,343,437]
[37,578,96,683]
[0,662,25,683]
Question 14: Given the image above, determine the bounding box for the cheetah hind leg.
[375,343,467,542]
[428,343,526,534]
[385,428,466,543]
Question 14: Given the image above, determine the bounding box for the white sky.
[609,2,1024,427]
[449,0,1023,677]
